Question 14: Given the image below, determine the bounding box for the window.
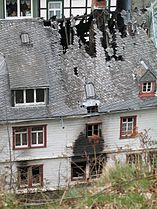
[126,153,142,166]
[21,33,30,44]
[120,116,137,139]
[71,154,105,181]
[142,82,152,92]
[14,127,28,148]
[5,0,32,18]
[87,106,98,113]
[86,123,102,137]
[139,69,156,97]
[139,81,156,97]
[89,158,104,178]
[148,151,157,169]
[85,83,95,99]
[71,161,86,180]
[18,165,43,188]
[13,88,48,106]
[13,125,47,149]
[48,1,62,19]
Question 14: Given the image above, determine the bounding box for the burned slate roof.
[0,18,157,122]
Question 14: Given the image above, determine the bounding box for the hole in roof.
[74,67,79,76]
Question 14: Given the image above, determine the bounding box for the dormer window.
[142,82,152,93]
[83,83,100,113]
[139,81,156,97]
[12,88,49,106]
[85,83,95,99]
[5,0,32,18]
[139,69,156,97]
[21,33,30,44]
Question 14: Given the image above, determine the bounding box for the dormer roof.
[139,69,156,82]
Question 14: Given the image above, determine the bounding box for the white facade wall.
[103,109,157,152]
[0,108,157,190]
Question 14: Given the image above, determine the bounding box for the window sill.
[14,103,46,106]
[13,145,46,150]
[5,16,33,20]
[120,136,137,140]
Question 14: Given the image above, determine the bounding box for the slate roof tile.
[0,18,157,122]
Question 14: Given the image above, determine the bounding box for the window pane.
[128,123,133,130]
[56,11,61,18]
[20,0,31,16]
[143,83,147,91]
[110,0,116,6]
[6,0,17,17]
[32,133,37,144]
[147,82,151,91]
[122,118,127,122]
[26,89,34,103]
[19,167,28,185]
[32,127,43,131]
[49,2,61,9]
[32,166,40,184]
[93,124,98,135]
[87,125,92,136]
[38,132,43,144]
[16,90,24,103]
[15,134,21,146]
[15,127,27,133]
[49,11,54,18]
[122,124,126,129]
[71,162,86,179]
[36,89,44,102]
[22,133,27,145]
[128,118,133,122]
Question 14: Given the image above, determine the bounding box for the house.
[0,0,118,20]
[0,1,157,193]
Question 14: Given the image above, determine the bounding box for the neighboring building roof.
[0,16,157,122]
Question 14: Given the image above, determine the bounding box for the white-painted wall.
[0,108,157,190]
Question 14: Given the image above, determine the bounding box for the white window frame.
[14,89,46,106]
[14,128,28,149]
[13,125,46,149]
[121,116,136,138]
[31,127,44,147]
[5,0,33,19]
[48,1,62,19]
[86,123,102,137]
[142,82,152,93]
